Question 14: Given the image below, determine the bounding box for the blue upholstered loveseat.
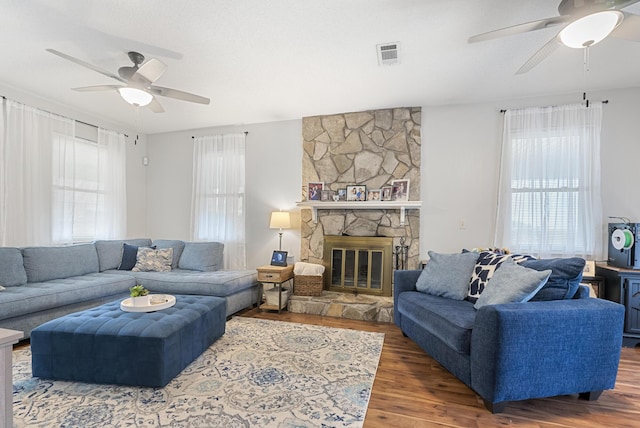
[0,239,259,338]
[394,252,625,413]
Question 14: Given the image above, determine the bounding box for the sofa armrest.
[393,270,422,326]
[470,298,624,406]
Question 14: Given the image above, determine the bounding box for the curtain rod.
[191,131,249,138]
[1,94,129,138]
[500,99,609,113]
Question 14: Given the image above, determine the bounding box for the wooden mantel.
[296,200,422,225]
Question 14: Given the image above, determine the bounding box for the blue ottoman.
[30,294,226,387]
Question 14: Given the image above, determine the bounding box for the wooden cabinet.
[596,263,640,347]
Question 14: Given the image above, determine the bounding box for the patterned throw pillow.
[132,247,173,272]
[468,251,536,301]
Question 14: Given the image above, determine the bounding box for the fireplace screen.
[324,236,392,296]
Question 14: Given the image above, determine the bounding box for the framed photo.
[320,189,334,201]
[381,186,393,201]
[391,179,410,201]
[367,189,382,201]
[307,182,324,201]
[347,185,367,201]
[337,189,347,201]
[270,250,288,267]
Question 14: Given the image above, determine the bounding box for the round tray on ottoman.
[120,294,176,312]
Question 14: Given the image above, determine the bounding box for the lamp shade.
[558,11,623,48]
[118,87,153,107]
[270,211,291,229]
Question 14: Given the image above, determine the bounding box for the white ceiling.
[2,0,640,134]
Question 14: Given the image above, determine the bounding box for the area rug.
[13,317,384,427]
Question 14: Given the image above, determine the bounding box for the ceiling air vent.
[377,42,400,66]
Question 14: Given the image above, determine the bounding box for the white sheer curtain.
[191,133,246,269]
[0,98,127,246]
[0,99,74,246]
[51,128,127,243]
[494,102,603,259]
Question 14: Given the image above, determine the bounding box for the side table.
[257,265,294,313]
[1,328,23,428]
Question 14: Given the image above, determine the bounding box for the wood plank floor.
[239,308,640,428]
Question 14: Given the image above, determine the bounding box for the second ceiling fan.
[469,0,640,74]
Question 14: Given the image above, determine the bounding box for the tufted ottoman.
[30,294,226,387]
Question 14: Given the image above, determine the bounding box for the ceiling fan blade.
[612,12,640,41]
[516,35,561,74]
[610,0,640,10]
[133,58,167,84]
[147,96,165,113]
[72,85,123,92]
[469,16,571,43]
[149,85,210,105]
[46,49,126,84]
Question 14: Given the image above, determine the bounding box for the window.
[191,133,246,269]
[51,128,127,244]
[495,103,603,258]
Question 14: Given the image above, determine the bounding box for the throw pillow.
[474,258,552,310]
[416,251,479,300]
[132,247,173,272]
[118,243,157,270]
[468,251,536,301]
[522,257,586,301]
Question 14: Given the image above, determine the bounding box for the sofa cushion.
[22,244,99,283]
[468,251,536,301]
[0,273,135,321]
[474,259,551,309]
[94,239,153,271]
[153,240,185,269]
[132,248,173,272]
[0,247,27,286]
[112,269,259,297]
[178,242,224,272]
[523,257,585,301]
[416,251,479,300]
[398,291,476,354]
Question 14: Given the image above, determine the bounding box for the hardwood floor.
[239,308,640,428]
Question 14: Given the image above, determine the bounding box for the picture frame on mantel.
[391,179,410,201]
[307,182,324,201]
[347,185,366,201]
[381,186,393,201]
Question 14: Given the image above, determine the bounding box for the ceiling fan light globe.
[118,87,153,107]
[558,11,623,49]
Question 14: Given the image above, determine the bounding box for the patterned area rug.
[13,317,384,427]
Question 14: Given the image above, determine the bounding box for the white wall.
[420,87,640,260]
[145,120,302,269]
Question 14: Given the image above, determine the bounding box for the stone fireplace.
[300,107,421,294]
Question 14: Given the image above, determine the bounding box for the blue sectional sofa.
[394,252,625,413]
[0,239,259,338]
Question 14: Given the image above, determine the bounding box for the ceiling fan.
[46,49,210,112]
[468,0,640,74]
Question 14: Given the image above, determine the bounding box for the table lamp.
[270,211,291,251]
